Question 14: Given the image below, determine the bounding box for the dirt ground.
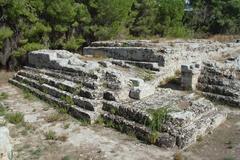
[0,70,240,160]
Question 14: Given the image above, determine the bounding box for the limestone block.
[56,50,72,59]
[181,63,201,90]
[103,91,117,101]
[156,133,176,148]
[129,78,144,87]
[105,70,125,90]
[84,61,100,71]
[129,84,155,100]
[68,57,85,66]
[0,127,12,160]
[83,47,165,65]
[98,61,112,68]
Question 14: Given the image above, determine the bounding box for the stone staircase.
[101,92,226,149]
[197,61,240,107]
[8,49,228,150]
[9,67,102,124]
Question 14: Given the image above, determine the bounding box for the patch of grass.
[175,69,181,76]
[147,107,170,132]
[31,147,42,157]
[160,75,180,86]
[126,130,136,138]
[60,95,74,106]
[5,112,24,124]
[0,104,6,116]
[95,116,105,126]
[78,118,90,126]
[44,130,57,140]
[22,122,35,129]
[0,92,8,100]
[136,68,156,82]
[196,135,203,142]
[63,123,70,129]
[110,108,118,114]
[62,155,71,160]
[23,90,35,100]
[149,131,160,144]
[224,156,235,160]
[58,107,69,114]
[105,120,114,128]
[45,112,68,123]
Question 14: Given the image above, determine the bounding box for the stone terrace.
[9,39,240,149]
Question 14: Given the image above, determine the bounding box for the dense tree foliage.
[1,0,240,67]
[184,0,240,35]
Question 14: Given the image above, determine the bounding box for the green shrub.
[0,27,13,48]
[45,112,68,123]
[14,43,46,57]
[149,131,160,144]
[147,107,169,132]
[23,90,35,100]
[63,37,85,52]
[137,69,156,82]
[5,112,24,124]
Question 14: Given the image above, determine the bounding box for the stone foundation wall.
[197,60,240,107]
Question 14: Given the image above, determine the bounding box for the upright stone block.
[181,63,201,90]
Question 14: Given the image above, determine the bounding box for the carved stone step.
[24,66,99,90]
[197,83,240,98]
[202,92,240,107]
[102,101,151,125]
[8,79,99,123]
[176,111,226,149]
[103,98,218,132]
[13,74,101,112]
[18,70,100,99]
[83,47,165,66]
[102,113,176,148]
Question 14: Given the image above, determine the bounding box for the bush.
[14,42,46,57]
[0,27,13,48]
[63,37,85,52]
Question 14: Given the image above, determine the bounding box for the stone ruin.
[9,39,240,149]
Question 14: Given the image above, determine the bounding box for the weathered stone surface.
[10,39,239,150]
[129,84,155,100]
[181,63,201,90]
[197,60,240,107]
[0,127,12,160]
[83,47,165,66]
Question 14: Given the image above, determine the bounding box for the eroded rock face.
[0,127,12,160]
